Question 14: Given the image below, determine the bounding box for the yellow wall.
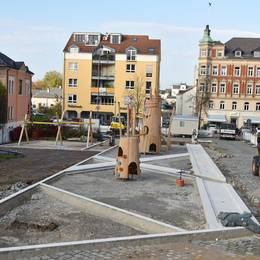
[63,55,160,117]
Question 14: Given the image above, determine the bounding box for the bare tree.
[125,75,146,118]
[195,79,211,129]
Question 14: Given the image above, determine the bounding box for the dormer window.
[74,34,85,42]
[148,48,155,54]
[254,51,260,57]
[235,50,242,57]
[86,34,100,45]
[69,45,79,53]
[126,47,137,61]
[110,34,121,44]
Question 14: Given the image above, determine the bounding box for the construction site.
[0,93,260,260]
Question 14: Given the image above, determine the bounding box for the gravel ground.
[203,139,260,220]
[51,169,206,230]
[0,191,143,247]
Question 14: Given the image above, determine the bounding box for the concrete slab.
[187,144,226,182]
[49,169,206,230]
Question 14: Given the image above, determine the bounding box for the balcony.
[91,73,114,80]
[91,87,114,95]
[92,54,115,64]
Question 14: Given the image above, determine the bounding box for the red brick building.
[0,52,33,124]
[197,25,260,127]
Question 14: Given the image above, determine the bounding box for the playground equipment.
[18,111,94,147]
[139,91,162,154]
[114,102,140,180]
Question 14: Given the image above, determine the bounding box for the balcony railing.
[92,54,115,63]
[91,87,114,95]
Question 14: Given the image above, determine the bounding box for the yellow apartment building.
[63,32,161,124]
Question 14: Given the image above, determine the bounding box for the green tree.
[43,71,62,88]
[0,81,7,124]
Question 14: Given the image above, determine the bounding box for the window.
[232,101,237,110]
[248,67,254,77]
[180,121,185,127]
[126,48,137,61]
[256,67,260,77]
[25,80,30,96]
[148,48,155,54]
[220,83,226,93]
[234,66,240,77]
[200,49,207,57]
[247,84,253,94]
[8,106,13,120]
[254,51,260,57]
[235,50,242,57]
[256,103,260,111]
[200,65,206,75]
[220,101,225,110]
[233,84,239,94]
[68,78,77,87]
[146,81,152,94]
[244,102,249,111]
[8,77,15,95]
[146,65,153,77]
[70,46,79,53]
[208,100,214,109]
[125,80,134,89]
[217,50,223,57]
[110,35,120,44]
[91,95,114,105]
[256,85,260,95]
[87,35,99,45]
[18,80,23,95]
[212,65,218,76]
[68,94,77,103]
[69,63,78,71]
[126,64,135,73]
[211,83,217,93]
[221,66,227,76]
[75,34,85,42]
[199,83,206,92]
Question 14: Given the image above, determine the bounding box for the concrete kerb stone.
[40,183,184,234]
[0,227,252,259]
[80,139,110,151]
[140,153,190,163]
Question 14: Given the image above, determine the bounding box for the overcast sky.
[1,0,260,89]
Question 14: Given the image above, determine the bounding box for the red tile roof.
[63,34,161,56]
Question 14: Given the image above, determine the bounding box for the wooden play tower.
[114,103,141,180]
[139,90,161,154]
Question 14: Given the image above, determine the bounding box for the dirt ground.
[0,147,97,188]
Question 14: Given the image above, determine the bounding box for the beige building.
[197,25,260,127]
[63,33,161,124]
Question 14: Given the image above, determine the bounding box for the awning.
[207,114,227,123]
[244,117,260,124]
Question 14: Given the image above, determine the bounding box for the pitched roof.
[0,52,34,74]
[225,38,260,58]
[63,34,161,56]
[32,88,62,98]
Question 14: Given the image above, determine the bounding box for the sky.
[1,0,260,89]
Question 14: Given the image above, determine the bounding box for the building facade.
[0,52,33,124]
[197,25,260,127]
[32,87,62,112]
[63,33,160,124]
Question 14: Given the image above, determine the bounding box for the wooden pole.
[118,102,122,138]
[86,111,93,148]
[55,111,65,146]
[167,108,175,150]
[18,114,29,146]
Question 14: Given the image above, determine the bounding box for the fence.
[242,131,258,146]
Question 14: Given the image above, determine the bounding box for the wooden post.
[86,111,93,148]
[167,109,175,150]
[118,102,122,138]
[18,114,29,146]
[55,111,65,146]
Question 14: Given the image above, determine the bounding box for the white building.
[32,87,62,112]
[175,86,196,115]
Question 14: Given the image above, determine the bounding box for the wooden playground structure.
[18,111,94,148]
